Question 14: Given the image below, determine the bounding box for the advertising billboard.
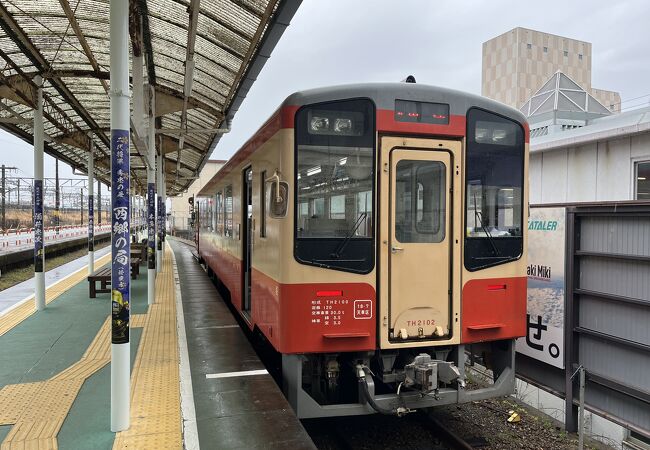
[516,207,565,369]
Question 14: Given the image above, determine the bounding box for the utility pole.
[55,158,60,232]
[80,188,84,225]
[1,165,17,230]
[1,165,5,231]
[97,180,102,224]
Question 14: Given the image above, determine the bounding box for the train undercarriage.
[281,339,516,418]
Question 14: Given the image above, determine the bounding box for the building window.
[578,53,583,60]
[636,161,650,200]
[527,43,532,49]
[563,50,568,57]
[543,46,548,53]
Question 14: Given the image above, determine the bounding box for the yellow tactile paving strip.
[0,252,112,337]
[0,309,147,450]
[113,247,182,449]
[0,248,181,450]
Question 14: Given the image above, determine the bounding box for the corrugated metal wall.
[516,202,650,439]
[565,203,650,436]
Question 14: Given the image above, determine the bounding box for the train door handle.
[391,246,404,253]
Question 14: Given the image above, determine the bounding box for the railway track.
[302,409,481,450]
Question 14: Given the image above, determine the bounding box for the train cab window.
[225,185,233,238]
[294,98,375,273]
[395,160,445,243]
[464,108,524,271]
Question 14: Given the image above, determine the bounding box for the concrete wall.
[168,160,225,231]
[529,132,650,203]
[592,88,622,113]
[483,27,593,109]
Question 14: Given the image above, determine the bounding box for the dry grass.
[0,241,109,291]
[3,208,106,229]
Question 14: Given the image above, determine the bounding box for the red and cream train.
[196,83,529,418]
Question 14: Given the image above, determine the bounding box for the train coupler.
[404,353,464,393]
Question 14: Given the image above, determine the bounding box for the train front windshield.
[294,99,375,273]
[464,108,525,271]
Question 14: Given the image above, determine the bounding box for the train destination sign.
[394,99,449,124]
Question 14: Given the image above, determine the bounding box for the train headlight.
[334,118,352,133]
[307,110,364,136]
[310,116,330,132]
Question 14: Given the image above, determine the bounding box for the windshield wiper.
[331,212,367,259]
[473,192,500,256]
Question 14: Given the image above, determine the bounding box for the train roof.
[282,82,527,124]
[198,82,527,197]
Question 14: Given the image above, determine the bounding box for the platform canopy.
[0,0,300,194]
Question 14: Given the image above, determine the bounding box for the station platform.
[0,237,315,449]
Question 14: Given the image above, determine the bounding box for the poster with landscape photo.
[516,207,566,369]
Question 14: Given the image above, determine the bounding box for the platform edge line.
[0,250,111,319]
[170,242,200,450]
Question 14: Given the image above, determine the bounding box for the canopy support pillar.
[33,75,45,311]
[88,138,95,275]
[147,86,156,304]
[110,0,131,433]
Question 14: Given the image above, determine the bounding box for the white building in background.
[168,159,225,235]
[521,72,650,203]
[517,71,650,450]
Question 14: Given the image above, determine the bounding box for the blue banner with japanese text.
[88,194,94,252]
[157,196,163,251]
[147,182,155,270]
[111,129,130,344]
[33,179,44,273]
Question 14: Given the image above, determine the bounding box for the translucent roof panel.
[0,0,301,194]
[520,71,613,120]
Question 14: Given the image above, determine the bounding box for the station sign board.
[516,207,566,369]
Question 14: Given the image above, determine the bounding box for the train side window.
[216,191,223,235]
[260,171,266,237]
[225,185,233,238]
[269,182,289,218]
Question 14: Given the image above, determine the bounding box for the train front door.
[382,140,456,343]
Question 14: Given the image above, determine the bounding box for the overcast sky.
[1,0,648,180]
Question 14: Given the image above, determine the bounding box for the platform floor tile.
[112,247,182,449]
[0,252,153,449]
[0,253,112,337]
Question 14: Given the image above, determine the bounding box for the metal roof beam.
[0,71,76,138]
[164,1,253,44]
[155,85,222,118]
[0,4,110,152]
[224,0,279,109]
[178,0,201,178]
[58,0,110,94]
[135,0,156,84]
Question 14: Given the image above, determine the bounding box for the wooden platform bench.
[88,259,142,298]
[132,242,147,262]
[131,258,141,279]
[88,267,111,298]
